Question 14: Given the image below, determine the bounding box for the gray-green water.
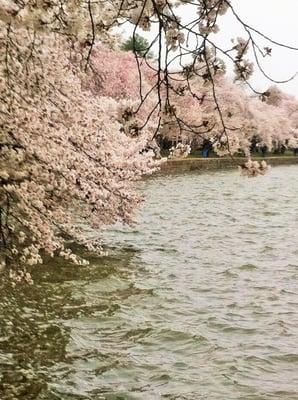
[1,166,298,400]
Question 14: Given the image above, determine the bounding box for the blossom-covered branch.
[1,0,297,275]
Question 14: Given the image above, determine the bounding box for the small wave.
[121,327,153,341]
[218,269,238,278]
[270,353,298,363]
[238,264,258,271]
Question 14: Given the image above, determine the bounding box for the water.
[0,165,298,400]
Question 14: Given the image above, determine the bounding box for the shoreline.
[159,156,298,173]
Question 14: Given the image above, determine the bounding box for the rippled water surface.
[1,165,298,400]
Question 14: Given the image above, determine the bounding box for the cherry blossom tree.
[1,0,298,275]
[87,44,150,100]
[256,85,298,149]
[114,1,298,153]
[87,44,160,141]
[265,86,298,126]
[248,98,292,151]
[0,32,159,276]
[157,73,297,159]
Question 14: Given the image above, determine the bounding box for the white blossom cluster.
[240,159,269,177]
[169,143,191,159]
[0,30,159,276]
[1,0,297,280]
[288,137,298,149]
[233,37,249,59]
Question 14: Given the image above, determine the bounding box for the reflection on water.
[1,165,298,399]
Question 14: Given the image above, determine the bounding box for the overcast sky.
[121,0,298,97]
[210,0,298,96]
